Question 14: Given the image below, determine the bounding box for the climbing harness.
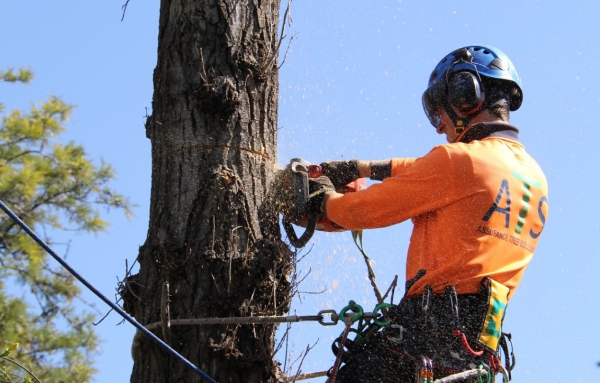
[326,289,518,383]
[0,199,218,383]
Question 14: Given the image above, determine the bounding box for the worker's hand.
[307,176,335,215]
[320,160,361,189]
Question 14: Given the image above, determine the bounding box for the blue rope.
[0,199,218,383]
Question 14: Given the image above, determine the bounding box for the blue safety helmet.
[422,45,523,128]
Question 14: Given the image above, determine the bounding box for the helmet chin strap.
[447,91,511,142]
[442,102,484,142]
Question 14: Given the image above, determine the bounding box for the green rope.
[477,364,491,383]
[351,230,383,302]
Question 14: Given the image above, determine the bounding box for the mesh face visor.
[422,81,446,128]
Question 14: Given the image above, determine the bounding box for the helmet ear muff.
[447,71,484,114]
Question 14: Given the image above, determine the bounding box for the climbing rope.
[477,364,492,383]
[351,230,383,302]
[433,368,488,383]
[327,315,353,383]
[0,199,218,383]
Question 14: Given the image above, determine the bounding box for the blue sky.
[2,1,599,382]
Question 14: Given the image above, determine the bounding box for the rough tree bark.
[122,1,291,382]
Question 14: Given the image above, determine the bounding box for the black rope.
[0,199,218,383]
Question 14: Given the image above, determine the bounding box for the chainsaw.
[275,158,365,248]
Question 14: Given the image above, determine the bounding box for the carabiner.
[445,285,460,328]
[497,365,510,382]
[422,285,432,312]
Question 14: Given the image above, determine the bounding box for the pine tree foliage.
[0,69,133,382]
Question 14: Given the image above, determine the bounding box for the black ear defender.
[445,48,485,115]
[447,71,485,114]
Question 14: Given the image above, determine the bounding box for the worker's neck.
[466,111,505,128]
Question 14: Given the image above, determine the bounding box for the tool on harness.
[408,282,515,381]
[446,285,486,358]
[276,158,365,248]
[419,356,434,383]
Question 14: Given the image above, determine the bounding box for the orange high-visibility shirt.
[326,136,548,299]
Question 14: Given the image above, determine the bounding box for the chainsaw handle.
[282,214,319,248]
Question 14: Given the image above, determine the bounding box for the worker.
[307,45,549,382]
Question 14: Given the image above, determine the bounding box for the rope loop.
[339,300,364,324]
[372,302,393,326]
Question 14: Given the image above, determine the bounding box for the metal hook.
[317,309,339,326]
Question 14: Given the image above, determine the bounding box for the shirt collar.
[457,122,519,143]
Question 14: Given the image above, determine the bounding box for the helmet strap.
[441,101,484,142]
[442,86,513,142]
[451,91,512,143]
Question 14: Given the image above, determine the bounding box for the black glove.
[307,176,335,215]
[320,160,361,189]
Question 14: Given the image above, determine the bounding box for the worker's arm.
[358,158,419,179]
[323,147,455,230]
[321,158,417,187]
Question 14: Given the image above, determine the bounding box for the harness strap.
[404,269,426,297]
[499,332,516,380]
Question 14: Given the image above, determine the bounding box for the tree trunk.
[123,1,290,382]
